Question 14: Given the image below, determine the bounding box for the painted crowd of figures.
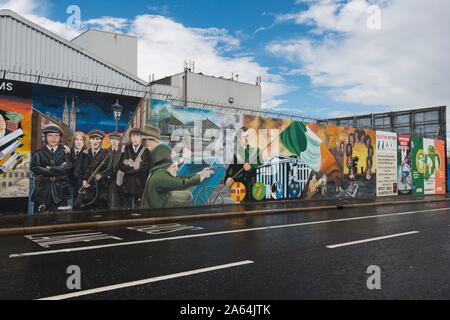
[30,123,214,213]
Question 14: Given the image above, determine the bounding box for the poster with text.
[423,138,436,195]
[421,138,445,195]
[434,140,446,194]
[397,135,412,195]
[412,136,424,196]
[376,131,398,196]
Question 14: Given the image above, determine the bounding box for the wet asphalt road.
[1,201,450,300]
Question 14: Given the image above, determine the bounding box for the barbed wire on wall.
[1,68,322,123]
[148,91,322,123]
[1,69,148,97]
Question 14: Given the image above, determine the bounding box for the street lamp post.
[112,99,123,132]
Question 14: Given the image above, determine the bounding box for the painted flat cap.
[88,129,106,139]
[129,127,145,136]
[42,123,63,135]
[109,132,122,140]
[142,125,161,140]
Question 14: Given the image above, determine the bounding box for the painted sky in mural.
[32,84,139,134]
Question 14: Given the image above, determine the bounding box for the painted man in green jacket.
[141,144,213,208]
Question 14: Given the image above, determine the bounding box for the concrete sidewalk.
[1,194,449,236]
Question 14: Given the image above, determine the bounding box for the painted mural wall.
[397,135,412,195]
[28,84,140,213]
[411,136,446,196]
[0,85,447,215]
[0,81,32,199]
[142,99,378,208]
[376,131,398,197]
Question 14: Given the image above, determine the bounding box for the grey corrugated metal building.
[0,9,147,97]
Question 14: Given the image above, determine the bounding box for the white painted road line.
[25,229,93,237]
[25,231,123,248]
[127,223,204,235]
[37,260,255,300]
[9,207,450,258]
[326,231,420,249]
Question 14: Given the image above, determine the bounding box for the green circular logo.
[252,182,266,201]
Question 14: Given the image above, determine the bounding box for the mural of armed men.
[224,126,262,201]
[30,124,73,213]
[119,128,152,209]
[75,130,111,210]
[141,144,213,208]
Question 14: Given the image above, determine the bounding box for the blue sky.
[45,0,388,118]
[1,0,449,123]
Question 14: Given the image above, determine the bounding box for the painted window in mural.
[0,81,32,198]
[28,83,140,213]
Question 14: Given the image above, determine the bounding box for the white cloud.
[83,17,130,33]
[131,15,292,109]
[278,0,371,34]
[0,0,80,39]
[190,27,241,51]
[0,0,39,15]
[0,0,291,109]
[263,99,288,110]
[268,0,450,112]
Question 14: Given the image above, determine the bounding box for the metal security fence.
[1,69,321,123]
[321,106,447,141]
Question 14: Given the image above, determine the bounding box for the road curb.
[0,197,449,236]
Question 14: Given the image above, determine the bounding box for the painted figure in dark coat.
[224,127,261,201]
[104,132,123,209]
[119,128,152,209]
[30,124,73,213]
[67,131,87,203]
[76,130,111,210]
